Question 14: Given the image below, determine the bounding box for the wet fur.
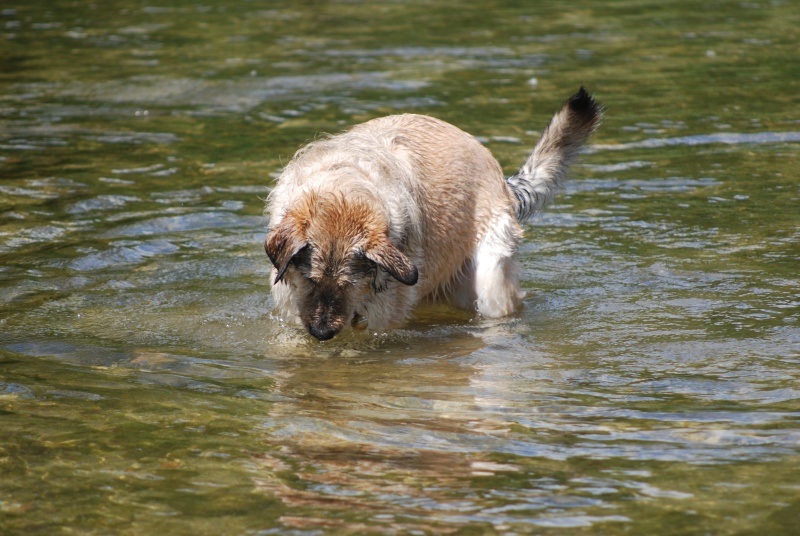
[265,88,602,340]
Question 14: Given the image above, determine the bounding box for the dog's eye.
[350,250,376,274]
[290,245,312,271]
[353,249,372,265]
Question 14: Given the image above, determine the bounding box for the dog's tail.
[507,87,603,222]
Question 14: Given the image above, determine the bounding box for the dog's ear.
[365,239,418,286]
[264,220,307,284]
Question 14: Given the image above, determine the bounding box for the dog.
[264,87,602,340]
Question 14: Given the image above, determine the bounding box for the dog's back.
[347,114,518,300]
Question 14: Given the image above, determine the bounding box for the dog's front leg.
[355,284,417,331]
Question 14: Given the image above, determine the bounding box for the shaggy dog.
[265,87,602,340]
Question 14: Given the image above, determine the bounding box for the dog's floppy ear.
[264,219,307,284]
[365,238,418,286]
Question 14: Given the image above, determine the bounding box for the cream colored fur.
[265,88,602,340]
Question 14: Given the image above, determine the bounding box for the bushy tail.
[507,87,603,221]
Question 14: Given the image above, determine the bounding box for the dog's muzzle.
[308,324,338,341]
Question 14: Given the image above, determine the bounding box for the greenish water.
[1,0,799,533]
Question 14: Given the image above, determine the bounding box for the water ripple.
[31,73,430,113]
[103,211,260,238]
[591,131,800,152]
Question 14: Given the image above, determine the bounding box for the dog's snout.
[305,289,347,340]
[308,324,338,341]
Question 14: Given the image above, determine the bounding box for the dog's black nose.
[308,325,337,341]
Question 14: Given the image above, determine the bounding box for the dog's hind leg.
[472,213,524,318]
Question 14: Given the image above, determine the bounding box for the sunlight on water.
[1,0,799,534]
[592,131,800,151]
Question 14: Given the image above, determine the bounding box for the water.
[1,0,799,533]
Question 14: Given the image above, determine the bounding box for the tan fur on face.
[266,191,417,340]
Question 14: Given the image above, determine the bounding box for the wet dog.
[265,87,602,340]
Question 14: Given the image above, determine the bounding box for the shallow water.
[1,0,799,534]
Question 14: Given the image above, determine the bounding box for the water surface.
[1,0,799,534]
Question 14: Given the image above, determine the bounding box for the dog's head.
[265,193,417,340]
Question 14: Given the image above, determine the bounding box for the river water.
[1,1,799,534]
